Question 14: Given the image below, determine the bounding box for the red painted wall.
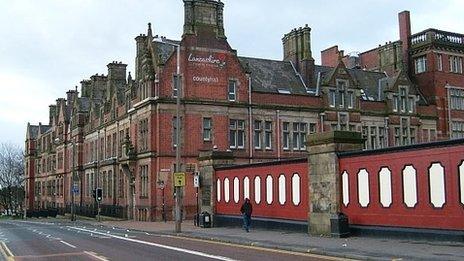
[215,160,308,221]
[339,143,464,230]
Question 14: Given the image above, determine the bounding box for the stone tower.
[183,0,225,39]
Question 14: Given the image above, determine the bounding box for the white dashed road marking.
[68,226,238,261]
[60,240,77,249]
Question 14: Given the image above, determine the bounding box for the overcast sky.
[1,0,463,147]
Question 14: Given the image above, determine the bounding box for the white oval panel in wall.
[460,161,464,205]
[254,176,261,204]
[292,173,301,205]
[429,163,445,208]
[278,174,286,205]
[266,175,273,204]
[224,178,230,203]
[403,165,417,208]
[379,167,392,207]
[243,176,250,200]
[357,169,370,207]
[233,177,240,203]
[216,179,221,202]
[342,171,349,207]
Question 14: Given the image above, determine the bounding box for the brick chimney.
[282,25,315,88]
[321,45,344,68]
[398,11,411,74]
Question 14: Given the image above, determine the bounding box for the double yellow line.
[0,241,13,261]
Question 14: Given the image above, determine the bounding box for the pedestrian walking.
[240,198,252,232]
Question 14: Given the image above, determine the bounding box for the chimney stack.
[398,11,411,73]
[183,0,225,39]
[282,24,315,88]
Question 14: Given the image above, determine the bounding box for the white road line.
[84,251,109,261]
[68,226,238,261]
[60,240,77,249]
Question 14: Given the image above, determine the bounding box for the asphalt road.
[0,219,343,261]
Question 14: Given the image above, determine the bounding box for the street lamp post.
[157,180,166,222]
[71,140,76,221]
[154,35,182,233]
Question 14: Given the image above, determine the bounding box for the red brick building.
[24,1,460,221]
[321,11,464,141]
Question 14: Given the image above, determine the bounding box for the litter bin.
[199,211,211,228]
[330,212,350,238]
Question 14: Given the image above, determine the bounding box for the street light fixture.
[154,33,182,233]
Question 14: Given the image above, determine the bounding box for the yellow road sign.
[174,172,185,187]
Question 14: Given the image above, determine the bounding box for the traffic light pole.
[97,201,101,222]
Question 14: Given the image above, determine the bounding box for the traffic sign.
[73,184,79,194]
[174,172,185,187]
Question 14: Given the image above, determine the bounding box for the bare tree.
[0,142,24,214]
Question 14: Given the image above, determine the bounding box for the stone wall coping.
[214,157,307,171]
[198,150,234,161]
[307,131,364,146]
[338,137,464,158]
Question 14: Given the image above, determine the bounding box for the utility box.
[199,211,211,228]
[330,212,350,238]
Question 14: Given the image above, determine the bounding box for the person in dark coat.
[240,198,252,232]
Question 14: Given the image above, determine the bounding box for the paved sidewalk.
[86,220,464,260]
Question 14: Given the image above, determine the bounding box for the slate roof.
[27,125,40,139]
[40,125,52,134]
[314,65,387,101]
[238,56,389,100]
[238,56,308,95]
[155,40,179,64]
[77,97,91,112]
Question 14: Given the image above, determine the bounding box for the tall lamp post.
[157,180,166,222]
[154,34,182,233]
[71,139,76,221]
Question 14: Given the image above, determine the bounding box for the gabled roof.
[315,65,386,101]
[238,56,307,95]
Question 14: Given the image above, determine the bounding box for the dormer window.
[336,80,347,108]
[395,86,415,114]
[329,90,336,107]
[400,88,407,112]
[329,79,352,109]
[347,90,354,109]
